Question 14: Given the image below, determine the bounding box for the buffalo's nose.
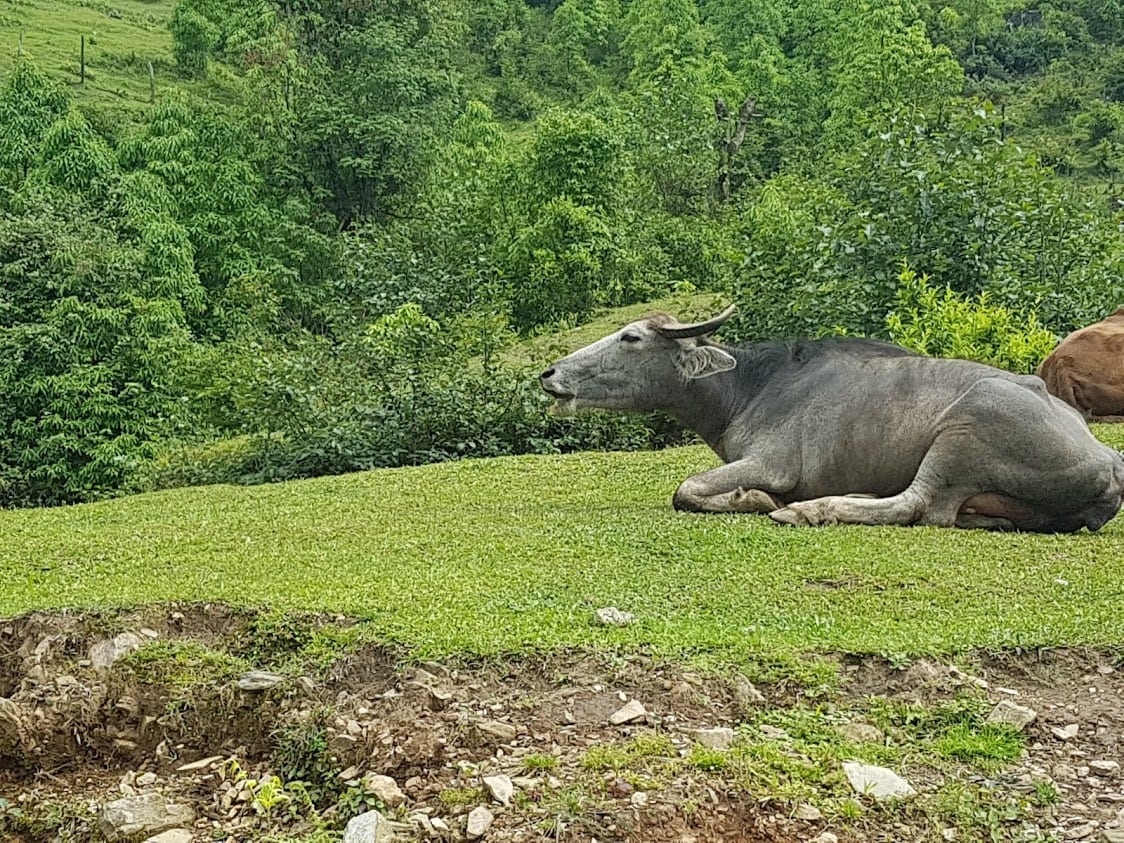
[541,367,556,380]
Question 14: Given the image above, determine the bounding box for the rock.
[986,701,1037,730]
[431,817,450,832]
[795,803,822,821]
[593,607,635,627]
[483,774,514,806]
[1101,830,1124,843]
[838,722,884,743]
[1064,821,1098,840]
[1053,724,1081,741]
[175,755,224,772]
[89,632,143,671]
[731,673,766,706]
[1091,761,1120,776]
[759,724,789,740]
[609,699,647,725]
[476,720,517,743]
[342,809,396,843]
[842,761,917,801]
[466,805,494,839]
[141,831,192,843]
[812,833,839,843]
[364,774,406,808]
[98,793,195,840]
[339,765,361,781]
[690,727,735,750]
[630,791,649,807]
[136,772,158,787]
[237,670,286,691]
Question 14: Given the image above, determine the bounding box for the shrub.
[885,265,1057,373]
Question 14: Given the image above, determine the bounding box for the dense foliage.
[2,0,1124,505]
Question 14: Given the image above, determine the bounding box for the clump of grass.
[580,733,675,772]
[121,639,249,687]
[934,722,1023,768]
[439,787,482,808]
[522,752,558,772]
[686,745,729,771]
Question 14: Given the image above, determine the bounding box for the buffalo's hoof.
[769,507,803,526]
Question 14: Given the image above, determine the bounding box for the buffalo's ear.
[675,344,736,379]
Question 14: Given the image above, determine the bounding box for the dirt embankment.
[1,605,1122,842]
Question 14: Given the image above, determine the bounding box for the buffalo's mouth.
[541,386,574,401]
[541,384,578,416]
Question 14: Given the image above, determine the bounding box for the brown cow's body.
[1038,308,1124,419]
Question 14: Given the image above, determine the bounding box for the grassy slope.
[0,0,231,116]
[3,427,1124,661]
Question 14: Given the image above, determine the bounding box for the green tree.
[0,62,69,191]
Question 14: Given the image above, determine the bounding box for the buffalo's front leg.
[672,459,792,514]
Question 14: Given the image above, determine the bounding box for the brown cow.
[1038,308,1124,420]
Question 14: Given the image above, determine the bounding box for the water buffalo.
[1037,308,1124,420]
[539,306,1124,532]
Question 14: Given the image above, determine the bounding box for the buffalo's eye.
[620,332,641,343]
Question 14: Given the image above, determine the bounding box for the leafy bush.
[136,304,690,491]
[885,265,1058,373]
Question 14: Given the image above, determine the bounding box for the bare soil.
[1,605,1122,842]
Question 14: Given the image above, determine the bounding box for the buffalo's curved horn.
[654,304,737,339]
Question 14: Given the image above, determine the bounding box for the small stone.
[98,793,195,840]
[139,628,159,639]
[338,765,361,781]
[609,699,647,725]
[731,673,766,706]
[986,701,1037,730]
[630,791,649,808]
[142,831,192,843]
[843,761,917,801]
[483,774,514,806]
[364,774,406,807]
[476,720,517,743]
[236,670,286,691]
[1053,724,1081,741]
[136,772,157,787]
[759,725,789,740]
[431,817,450,832]
[690,727,734,750]
[342,808,395,843]
[466,805,494,839]
[593,607,635,627]
[812,833,839,843]
[942,829,957,842]
[794,803,822,821]
[1064,821,1098,840]
[175,755,224,772]
[1101,830,1124,843]
[838,722,884,743]
[1091,761,1120,777]
[89,632,144,671]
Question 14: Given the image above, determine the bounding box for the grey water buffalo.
[539,305,1124,532]
[1037,308,1124,420]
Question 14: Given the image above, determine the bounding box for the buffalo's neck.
[659,345,770,462]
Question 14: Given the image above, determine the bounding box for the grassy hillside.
[4,429,1124,661]
[0,0,231,116]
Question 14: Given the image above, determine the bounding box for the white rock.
[1052,723,1080,741]
[136,772,158,787]
[795,803,822,821]
[759,724,789,740]
[732,673,766,705]
[483,774,514,806]
[142,831,192,843]
[476,720,517,743]
[431,817,450,832]
[1064,821,1098,840]
[1101,830,1124,843]
[1091,760,1120,776]
[593,607,635,627]
[842,761,917,801]
[175,755,224,772]
[812,833,839,843]
[986,700,1037,730]
[98,793,195,840]
[237,670,286,691]
[690,727,734,750]
[89,633,144,671]
[630,791,649,807]
[609,699,647,725]
[466,805,494,839]
[342,808,395,843]
[364,774,406,807]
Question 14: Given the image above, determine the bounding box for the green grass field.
[0,0,233,117]
[4,426,1124,663]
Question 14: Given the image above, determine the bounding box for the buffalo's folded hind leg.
[954,512,1016,530]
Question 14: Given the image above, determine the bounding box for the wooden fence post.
[80,35,85,85]
[148,61,155,103]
